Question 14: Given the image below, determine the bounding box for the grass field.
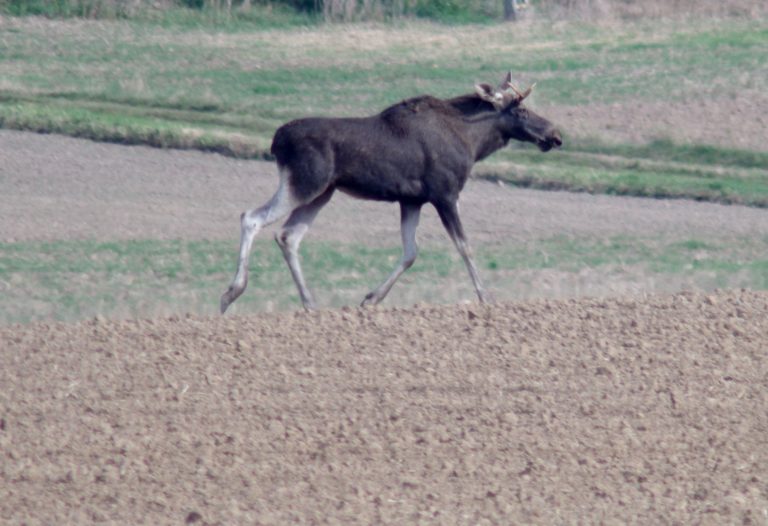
[1,12,767,323]
[2,235,766,323]
[1,15,767,204]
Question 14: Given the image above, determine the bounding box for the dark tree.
[503,0,517,21]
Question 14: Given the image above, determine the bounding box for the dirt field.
[4,129,765,246]
[2,290,767,524]
[1,130,768,523]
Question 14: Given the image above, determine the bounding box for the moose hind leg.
[220,168,298,314]
[275,188,334,310]
[361,203,421,307]
[435,200,492,304]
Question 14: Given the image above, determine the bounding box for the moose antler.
[509,82,536,101]
[500,72,536,102]
[475,73,536,110]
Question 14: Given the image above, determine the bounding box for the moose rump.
[220,74,562,313]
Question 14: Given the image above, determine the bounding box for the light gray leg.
[220,168,297,314]
[275,188,335,310]
[361,203,422,307]
[435,200,492,304]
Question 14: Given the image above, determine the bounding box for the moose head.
[475,72,563,152]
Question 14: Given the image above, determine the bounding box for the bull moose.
[220,72,562,313]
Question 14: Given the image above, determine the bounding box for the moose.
[220,72,562,313]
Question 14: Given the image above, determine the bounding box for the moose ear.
[475,83,494,97]
[474,83,504,109]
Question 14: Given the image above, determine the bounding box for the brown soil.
[546,91,768,152]
[2,131,768,523]
[2,290,767,524]
[2,130,766,247]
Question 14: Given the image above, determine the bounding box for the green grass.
[5,18,765,107]
[573,139,768,171]
[2,236,766,324]
[479,140,768,207]
[0,15,767,204]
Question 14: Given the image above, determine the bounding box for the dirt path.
[2,290,767,524]
[2,130,766,247]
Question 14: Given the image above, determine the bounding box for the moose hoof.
[220,286,242,314]
[360,292,379,307]
[220,294,232,314]
[478,291,496,304]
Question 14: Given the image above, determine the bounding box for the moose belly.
[337,174,425,202]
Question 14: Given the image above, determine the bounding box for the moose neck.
[465,115,508,162]
[447,95,509,162]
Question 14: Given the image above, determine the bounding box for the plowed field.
[2,291,767,524]
[1,131,767,524]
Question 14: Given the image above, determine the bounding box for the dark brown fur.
[271,93,560,207]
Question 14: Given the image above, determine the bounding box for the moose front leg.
[435,199,493,304]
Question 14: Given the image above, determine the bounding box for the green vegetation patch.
[480,139,768,207]
[1,17,765,121]
[2,235,766,324]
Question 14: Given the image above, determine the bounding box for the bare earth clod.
[2,290,767,523]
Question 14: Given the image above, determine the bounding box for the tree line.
[0,0,534,21]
